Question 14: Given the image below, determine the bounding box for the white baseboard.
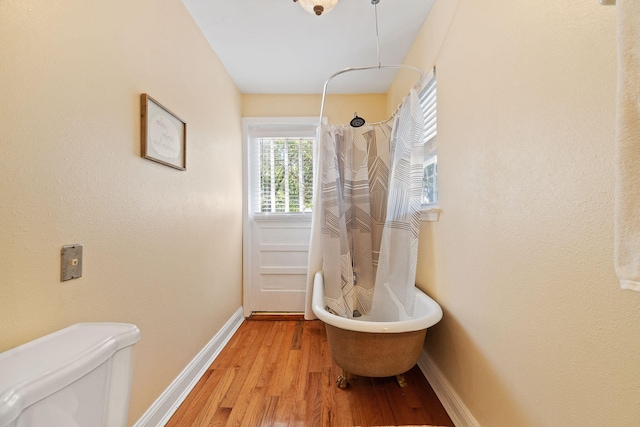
[417,350,480,427]
[133,307,245,427]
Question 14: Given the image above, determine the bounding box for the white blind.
[419,72,437,154]
[419,70,438,206]
[246,120,318,214]
[254,137,314,213]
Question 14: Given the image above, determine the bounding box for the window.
[243,117,320,217]
[419,71,438,207]
[423,154,438,205]
[257,137,314,213]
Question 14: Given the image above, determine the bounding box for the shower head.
[350,113,365,128]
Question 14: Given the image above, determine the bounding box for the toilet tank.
[0,323,140,427]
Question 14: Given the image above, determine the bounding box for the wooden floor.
[166,319,454,427]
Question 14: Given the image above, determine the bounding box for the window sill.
[420,208,441,222]
[253,212,313,222]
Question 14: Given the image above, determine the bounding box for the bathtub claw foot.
[336,373,348,389]
[396,374,407,388]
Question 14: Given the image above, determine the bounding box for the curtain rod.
[317,64,424,126]
[317,1,424,126]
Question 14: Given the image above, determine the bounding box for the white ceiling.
[182,0,435,95]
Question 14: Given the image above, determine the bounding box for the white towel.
[615,0,640,291]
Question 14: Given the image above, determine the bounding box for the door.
[242,117,320,315]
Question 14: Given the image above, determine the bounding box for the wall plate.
[61,244,83,281]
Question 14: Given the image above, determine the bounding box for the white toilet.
[0,323,140,427]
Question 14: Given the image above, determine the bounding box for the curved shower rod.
[317,64,425,126]
[317,0,426,126]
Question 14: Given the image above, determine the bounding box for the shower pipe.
[317,64,425,127]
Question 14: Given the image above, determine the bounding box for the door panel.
[248,215,311,313]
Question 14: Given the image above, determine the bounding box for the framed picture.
[141,94,186,170]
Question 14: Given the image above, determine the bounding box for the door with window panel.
[243,118,318,315]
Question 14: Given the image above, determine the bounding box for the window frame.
[418,69,440,222]
[242,117,324,222]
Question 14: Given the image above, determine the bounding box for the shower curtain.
[305,89,425,320]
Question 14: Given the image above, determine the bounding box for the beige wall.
[242,93,388,125]
[393,0,640,425]
[4,0,639,425]
[0,0,242,424]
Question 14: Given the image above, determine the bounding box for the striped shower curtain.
[305,89,425,320]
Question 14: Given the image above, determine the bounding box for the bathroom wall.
[242,93,388,125]
[388,0,640,425]
[0,0,242,424]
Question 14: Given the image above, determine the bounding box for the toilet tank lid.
[0,322,140,426]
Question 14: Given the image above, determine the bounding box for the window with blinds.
[420,71,438,206]
[244,118,319,215]
[257,137,314,213]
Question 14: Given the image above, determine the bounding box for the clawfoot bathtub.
[311,271,443,388]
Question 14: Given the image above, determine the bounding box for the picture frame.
[141,94,186,170]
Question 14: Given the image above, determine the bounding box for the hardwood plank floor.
[166,319,454,427]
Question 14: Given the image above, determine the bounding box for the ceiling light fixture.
[293,0,340,16]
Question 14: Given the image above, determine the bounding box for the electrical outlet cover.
[61,244,83,281]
